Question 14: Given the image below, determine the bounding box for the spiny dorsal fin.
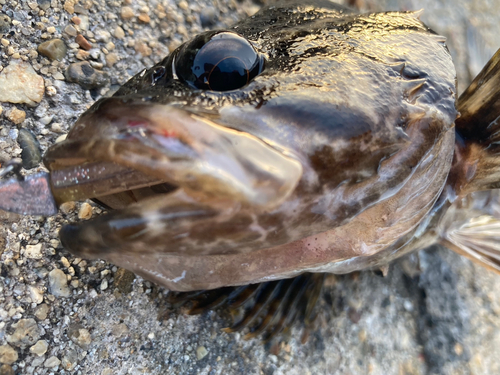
[457,48,500,141]
[449,49,500,195]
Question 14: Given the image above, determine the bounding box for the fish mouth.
[44,97,303,210]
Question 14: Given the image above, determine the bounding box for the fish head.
[42,6,459,290]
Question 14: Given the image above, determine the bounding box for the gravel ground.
[0,0,499,374]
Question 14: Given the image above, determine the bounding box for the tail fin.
[450,49,500,195]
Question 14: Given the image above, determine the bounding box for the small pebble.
[48,269,71,297]
[28,286,44,304]
[114,268,136,294]
[138,13,150,23]
[113,26,125,39]
[52,71,65,80]
[0,365,15,375]
[6,108,26,125]
[60,201,76,214]
[38,0,51,11]
[134,40,152,57]
[38,39,67,61]
[25,243,43,259]
[18,129,42,169]
[76,49,90,60]
[65,61,110,89]
[34,304,49,320]
[0,61,44,106]
[64,24,78,37]
[105,53,119,67]
[100,279,108,291]
[78,202,93,219]
[46,86,57,96]
[68,324,92,350]
[64,0,78,14]
[75,34,92,50]
[6,319,44,348]
[121,6,135,20]
[95,30,111,43]
[78,15,90,30]
[29,340,48,356]
[200,7,218,27]
[61,349,78,371]
[112,323,129,337]
[196,346,208,360]
[32,356,45,367]
[44,356,61,368]
[0,345,17,365]
[0,15,10,34]
[74,4,89,14]
[60,257,71,268]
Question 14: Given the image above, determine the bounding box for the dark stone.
[17,129,42,170]
[114,268,136,294]
[200,7,218,28]
[0,15,11,34]
[37,0,51,11]
[65,62,110,89]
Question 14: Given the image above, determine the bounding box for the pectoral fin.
[440,215,500,275]
[167,273,325,341]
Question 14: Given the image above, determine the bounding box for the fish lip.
[52,97,304,210]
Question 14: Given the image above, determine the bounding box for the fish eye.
[173,31,265,91]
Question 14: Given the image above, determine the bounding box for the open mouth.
[44,98,303,211]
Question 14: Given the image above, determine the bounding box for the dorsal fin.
[448,49,500,195]
[456,48,500,142]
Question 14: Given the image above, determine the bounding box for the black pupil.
[174,31,263,91]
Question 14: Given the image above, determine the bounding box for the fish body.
[1,1,500,301]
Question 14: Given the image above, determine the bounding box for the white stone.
[24,244,43,259]
[0,60,44,106]
[48,269,70,297]
[28,286,44,304]
[44,355,61,368]
[29,340,48,356]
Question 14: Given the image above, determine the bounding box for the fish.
[1,0,500,338]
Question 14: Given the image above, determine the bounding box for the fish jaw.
[44,99,303,211]
[53,110,455,291]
